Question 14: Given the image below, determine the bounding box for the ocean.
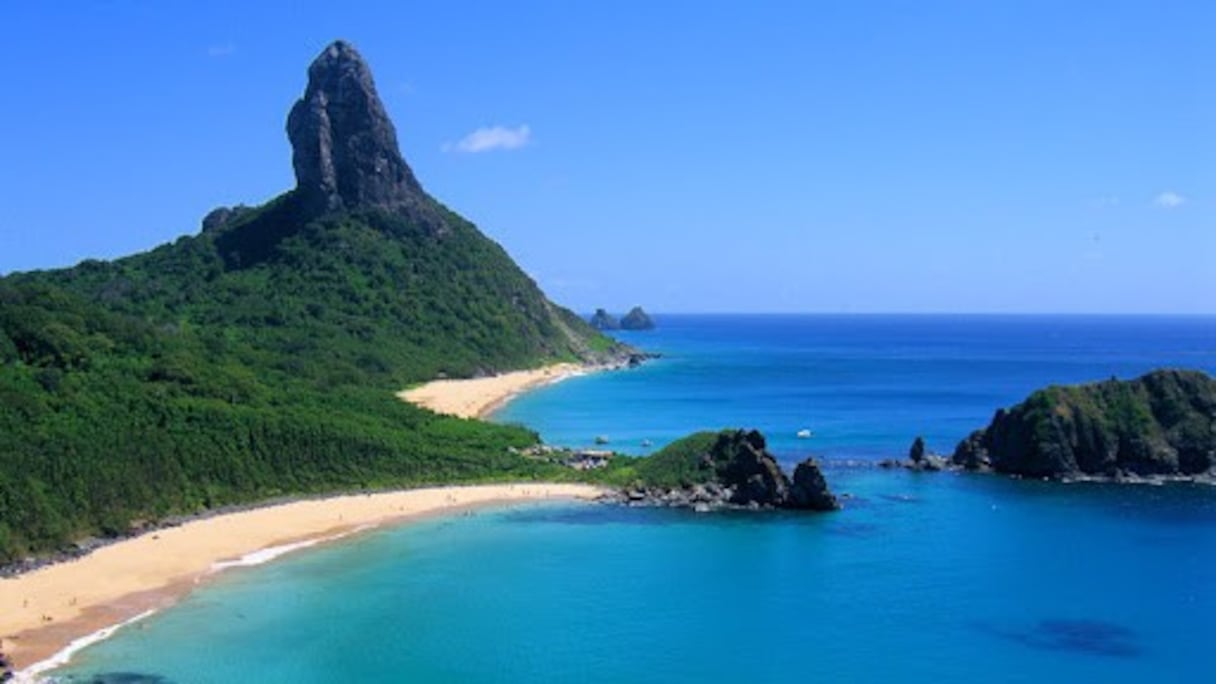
[51,315,1216,683]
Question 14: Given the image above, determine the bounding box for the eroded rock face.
[788,458,839,511]
[952,369,1216,480]
[287,41,425,217]
[718,430,790,507]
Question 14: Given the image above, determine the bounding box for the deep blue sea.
[52,315,1216,683]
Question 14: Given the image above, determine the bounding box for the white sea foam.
[208,538,326,572]
[207,525,374,573]
[13,609,156,683]
[13,530,367,682]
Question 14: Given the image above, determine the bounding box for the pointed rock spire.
[287,40,424,216]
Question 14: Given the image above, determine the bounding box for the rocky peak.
[287,40,424,217]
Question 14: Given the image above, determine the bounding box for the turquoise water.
[499,315,1216,461]
[53,315,1216,682]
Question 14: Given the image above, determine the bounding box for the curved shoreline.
[396,362,596,419]
[0,483,606,676]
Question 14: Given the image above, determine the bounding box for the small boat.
[796,429,813,439]
[594,435,610,445]
[640,439,653,448]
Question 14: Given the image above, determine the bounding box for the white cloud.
[1154,191,1186,209]
[446,125,532,153]
[207,43,237,58]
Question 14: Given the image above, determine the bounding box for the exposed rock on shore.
[951,369,1216,480]
[606,429,839,511]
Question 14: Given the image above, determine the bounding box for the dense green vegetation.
[0,194,622,564]
[588,431,726,489]
[952,369,1216,477]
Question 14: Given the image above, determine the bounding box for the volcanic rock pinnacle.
[287,40,424,216]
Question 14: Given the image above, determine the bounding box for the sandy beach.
[397,362,590,419]
[0,483,605,674]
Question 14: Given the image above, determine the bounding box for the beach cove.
[1,482,604,676]
[397,362,595,420]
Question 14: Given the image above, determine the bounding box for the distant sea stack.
[620,306,655,330]
[589,308,619,330]
[953,369,1216,480]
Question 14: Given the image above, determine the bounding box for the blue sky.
[1,1,1212,313]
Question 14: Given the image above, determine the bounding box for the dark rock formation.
[878,435,951,471]
[286,41,428,220]
[200,205,252,233]
[952,431,991,471]
[589,308,619,330]
[620,306,655,330]
[788,457,839,511]
[717,429,790,506]
[952,369,1216,480]
[606,429,839,511]
[0,651,11,683]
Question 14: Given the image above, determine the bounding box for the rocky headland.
[951,369,1216,481]
[603,429,839,512]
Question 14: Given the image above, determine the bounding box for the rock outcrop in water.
[286,40,433,222]
[620,306,655,330]
[952,369,1216,480]
[788,458,839,510]
[589,308,619,330]
[609,429,839,511]
[879,436,950,471]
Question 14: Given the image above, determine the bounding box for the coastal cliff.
[952,369,1216,480]
[605,429,839,511]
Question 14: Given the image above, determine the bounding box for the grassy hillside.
[0,39,633,565]
[0,196,623,564]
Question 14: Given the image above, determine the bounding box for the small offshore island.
[1,37,1214,684]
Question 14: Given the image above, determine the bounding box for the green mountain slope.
[0,41,625,564]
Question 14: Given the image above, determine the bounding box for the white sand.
[397,362,589,419]
[0,483,605,671]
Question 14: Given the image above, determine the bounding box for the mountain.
[952,369,1216,480]
[0,41,626,564]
